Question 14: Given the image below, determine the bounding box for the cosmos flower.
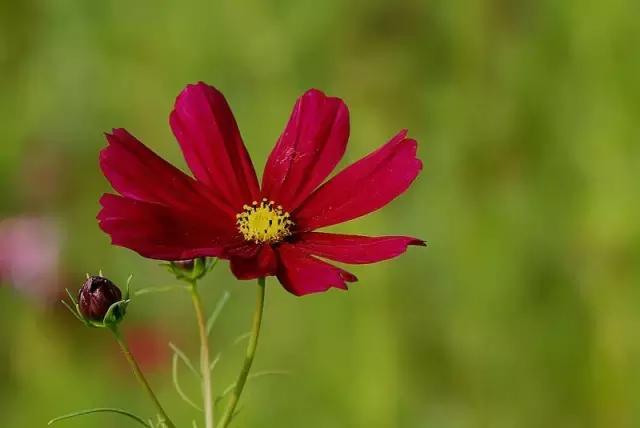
[98,83,423,295]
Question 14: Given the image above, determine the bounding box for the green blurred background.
[1,1,639,427]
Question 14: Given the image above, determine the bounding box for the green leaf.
[209,352,221,372]
[206,291,230,336]
[48,408,151,427]
[60,300,84,323]
[169,342,199,378]
[214,370,290,405]
[64,288,78,305]
[205,257,219,273]
[207,331,249,373]
[125,274,133,300]
[208,330,251,373]
[134,284,187,296]
[155,413,170,428]
[171,353,202,411]
[192,257,206,278]
[231,332,251,346]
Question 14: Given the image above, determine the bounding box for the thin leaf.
[206,290,230,336]
[231,332,251,346]
[134,284,186,296]
[208,332,249,373]
[193,257,205,276]
[48,408,150,427]
[169,342,199,378]
[60,300,84,323]
[205,257,219,273]
[125,274,133,300]
[172,353,202,411]
[215,370,290,404]
[65,288,78,305]
[192,420,199,428]
[155,414,169,428]
[209,352,221,372]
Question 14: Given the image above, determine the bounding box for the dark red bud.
[78,276,122,321]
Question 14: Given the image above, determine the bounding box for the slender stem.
[110,327,176,428]
[189,281,214,428]
[217,277,266,428]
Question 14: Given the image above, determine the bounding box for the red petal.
[170,82,260,210]
[98,194,239,260]
[100,128,234,218]
[275,243,357,296]
[294,130,422,230]
[293,232,424,264]
[261,89,349,211]
[229,244,277,280]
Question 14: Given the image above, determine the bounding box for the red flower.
[98,83,424,295]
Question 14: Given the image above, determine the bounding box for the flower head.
[78,276,122,321]
[98,83,424,295]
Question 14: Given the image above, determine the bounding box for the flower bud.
[78,276,122,321]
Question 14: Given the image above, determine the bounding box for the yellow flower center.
[236,198,294,243]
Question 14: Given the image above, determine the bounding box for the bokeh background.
[1,1,639,427]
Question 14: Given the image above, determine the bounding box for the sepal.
[102,298,130,326]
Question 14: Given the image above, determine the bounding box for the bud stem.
[217,277,266,428]
[189,280,215,428]
[110,327,176,428]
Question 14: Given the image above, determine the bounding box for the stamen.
[236,199,294,243]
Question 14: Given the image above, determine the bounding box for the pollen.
[236,198,294,243]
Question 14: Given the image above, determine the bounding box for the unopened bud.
[78,276,122,321]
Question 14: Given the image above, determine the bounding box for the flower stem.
[110,327,176,428]
[217,277,266,428]
[189,280,214,428]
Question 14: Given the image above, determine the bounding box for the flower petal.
[98,194,240,260]
[293,232,424,264]
[294,130,422,231]
[261,89,349,211]
[229,244,277,280]
[170,82,260,210]
[275,243,357,296]
[100,128,234,217]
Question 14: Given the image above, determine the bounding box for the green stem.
[217,277,266,428]
[189,281,214,428]
[110,327,176,428]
